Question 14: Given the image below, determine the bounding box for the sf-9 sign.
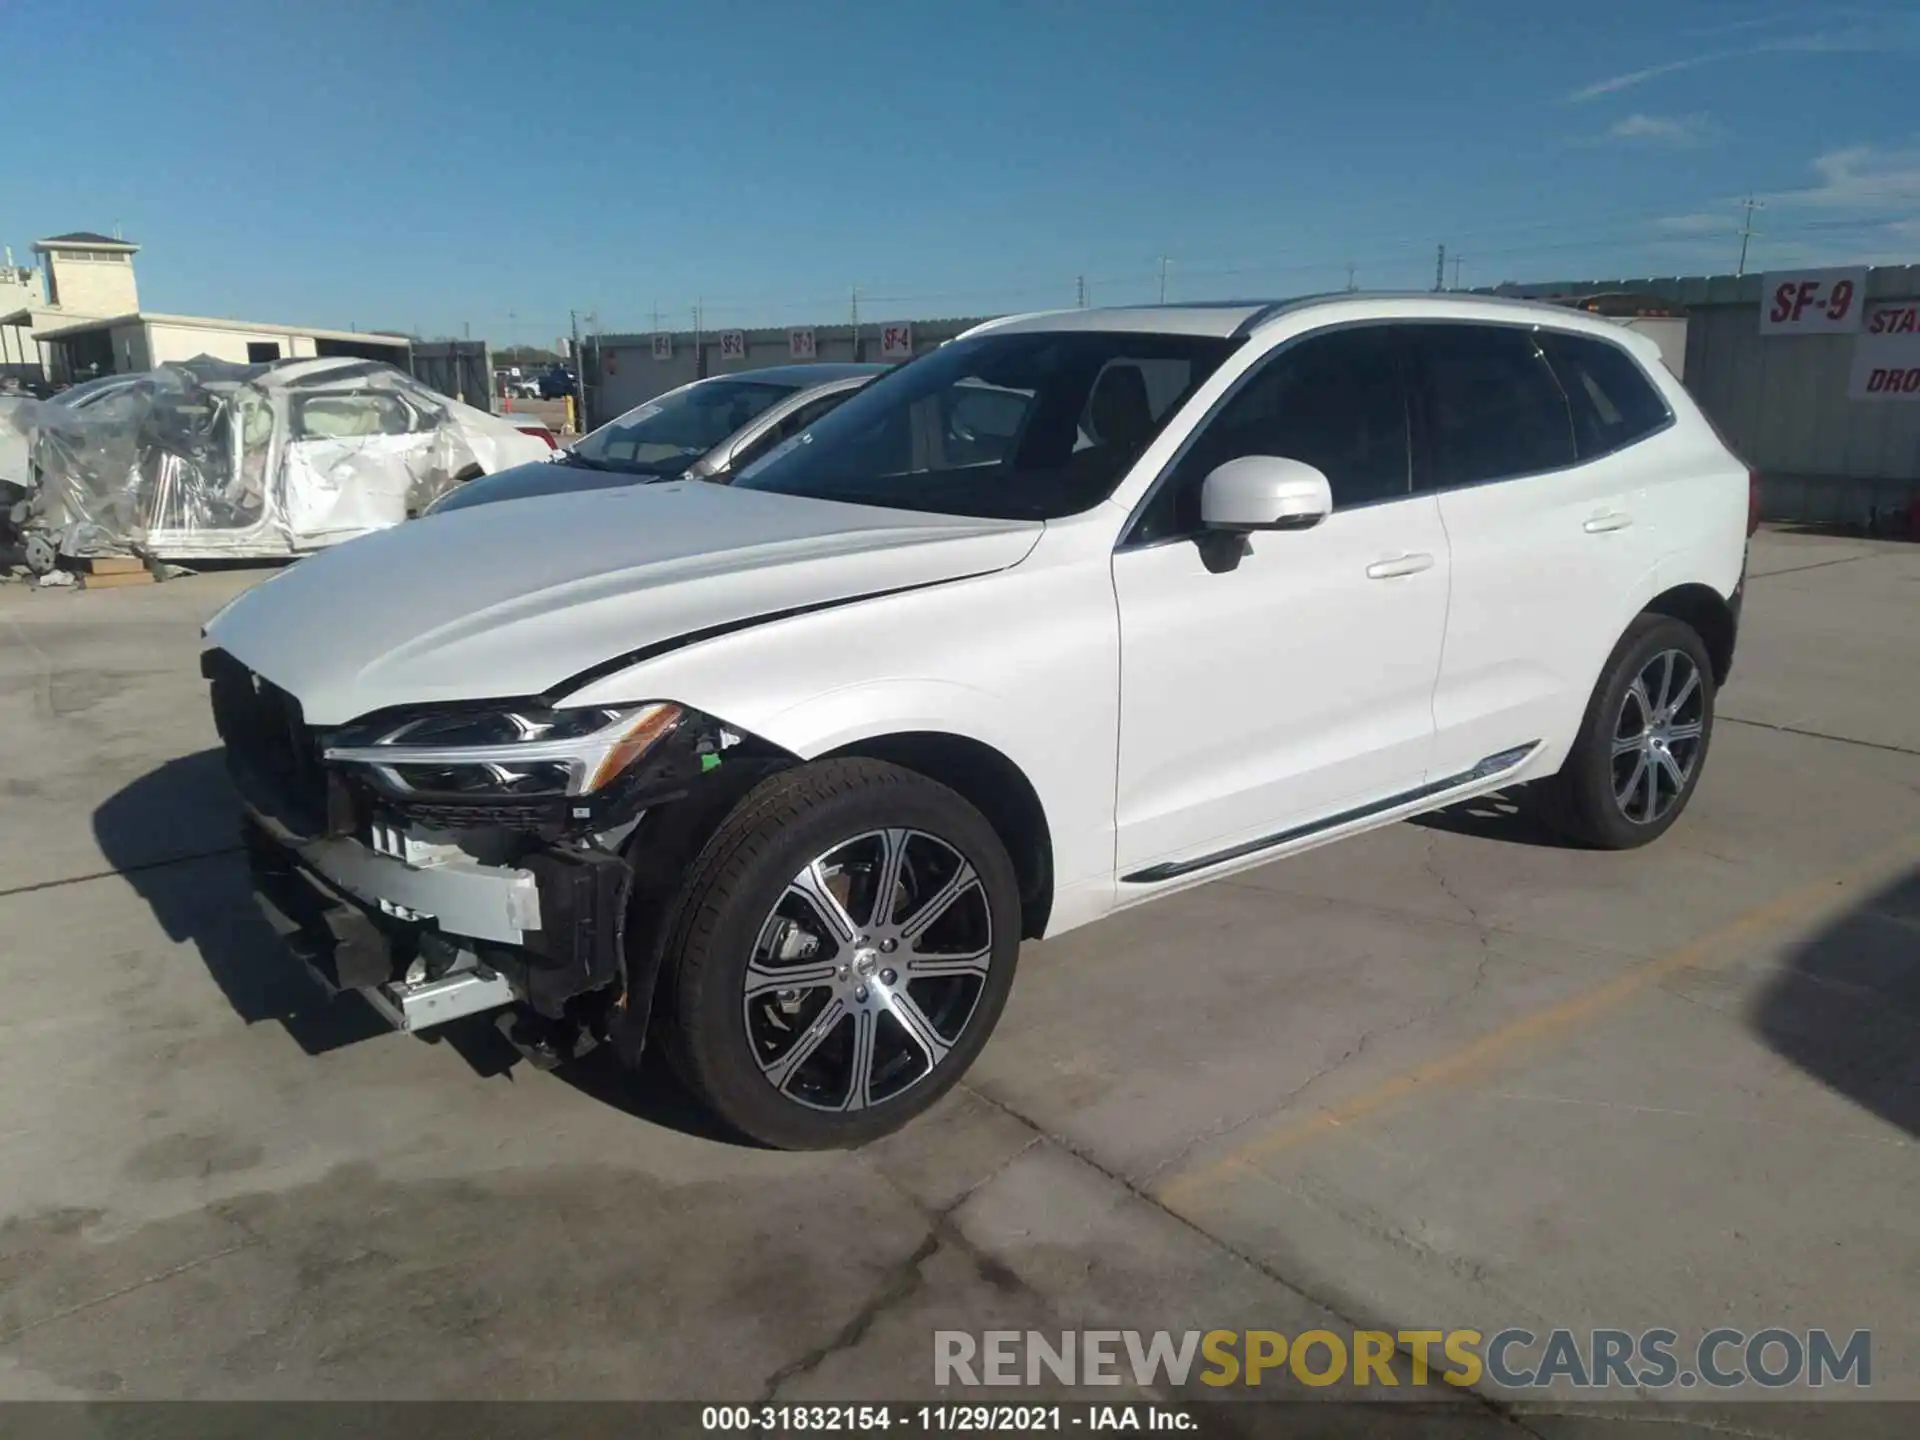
[1760,267,1866,335]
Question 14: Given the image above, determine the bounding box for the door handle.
[1365,552,1435,580]
[1583,511,1633,533]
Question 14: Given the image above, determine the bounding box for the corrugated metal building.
[584,317,990,427]
[1490,266,1920,524]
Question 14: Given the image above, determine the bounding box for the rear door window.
[1536,330,1672,460]
[1411,325,1577,487]
[293,393,415,439]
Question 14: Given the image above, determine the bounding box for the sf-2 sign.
[1760,268,1866,335]
[718,330,747,361]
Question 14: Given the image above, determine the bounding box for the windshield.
[569,378,796,474]
[732,331,1238,519]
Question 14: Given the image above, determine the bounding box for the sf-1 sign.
[1760,268,1866,335]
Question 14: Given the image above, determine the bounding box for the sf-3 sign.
[1760,268,1866,335]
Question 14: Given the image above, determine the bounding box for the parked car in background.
[537,365,576,400]
[425,363,886,516]
[497,412,557,452]
[203,295,1752,1149]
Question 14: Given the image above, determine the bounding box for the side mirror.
[1200,456,1333,532]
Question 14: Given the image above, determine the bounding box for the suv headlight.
[323,702,682,799]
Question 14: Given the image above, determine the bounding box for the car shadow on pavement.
[1407,788,1579,848]
[95,748,407,1056]
[1751,865,1920,1139]
[96,749,756,1143]
[420,1010,752,1144]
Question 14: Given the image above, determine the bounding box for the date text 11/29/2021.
[702,1405,1193,1432]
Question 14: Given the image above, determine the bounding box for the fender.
[557,548,1126,935]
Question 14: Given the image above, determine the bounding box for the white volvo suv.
[203,295,1753,1148]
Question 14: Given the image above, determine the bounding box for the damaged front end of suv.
[204,646,794,1068]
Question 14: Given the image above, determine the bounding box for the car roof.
[963,292,1663,349]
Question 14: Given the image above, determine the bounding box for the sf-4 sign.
[1760,268,1866,335]
[880,323,913,359]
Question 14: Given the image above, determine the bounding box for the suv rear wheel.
[657,758,1022,1149]
[1535,614,1717,849]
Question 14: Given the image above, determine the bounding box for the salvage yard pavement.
[0,530,1915,1432]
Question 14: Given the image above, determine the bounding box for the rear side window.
[1536,330,1671,459]
[293,393,415,439]
[1412,325,1576,487]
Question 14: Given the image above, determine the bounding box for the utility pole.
[651,303,660,335]
[1451,255,1464,291]
[1434,244,1446,292]
[1076,274,1086,308]
[1736,195,1764,276]
[693,299,704,377]
[568,309,584,432]
[850,285,860,360]
[1345,261,1357,292]
[1157,255,1171,304]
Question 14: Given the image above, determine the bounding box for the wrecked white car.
[2,357,553,565]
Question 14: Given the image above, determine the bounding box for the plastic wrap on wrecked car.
[5,356,549,561]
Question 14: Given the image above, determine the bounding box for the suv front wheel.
[657,758,1023,1149]
[1535,613,1717,849]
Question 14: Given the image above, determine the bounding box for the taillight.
[1747,469,1762,536]
[518,425,556,450]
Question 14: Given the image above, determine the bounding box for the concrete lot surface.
[0,530,1915,1434]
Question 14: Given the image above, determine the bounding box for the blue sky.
[4,1,1918,343]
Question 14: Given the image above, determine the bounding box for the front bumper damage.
[205,647,766,1048]
[240,807,626,1032]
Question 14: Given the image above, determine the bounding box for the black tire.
[657,758,1022,1150]
[1533,614,1717,849]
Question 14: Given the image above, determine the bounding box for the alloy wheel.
[742,828,994,1112]
[1610,648,1705,825]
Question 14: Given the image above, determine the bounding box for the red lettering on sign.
[1865,307,1920,334]
[1906,368,1920,393]
[1770,283,1795,323]
[1791,280,1820,321]
[1828,280,1855,321]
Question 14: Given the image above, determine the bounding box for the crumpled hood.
[206,480,1042,724]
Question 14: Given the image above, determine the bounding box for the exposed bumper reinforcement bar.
[363,968,518,1032]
